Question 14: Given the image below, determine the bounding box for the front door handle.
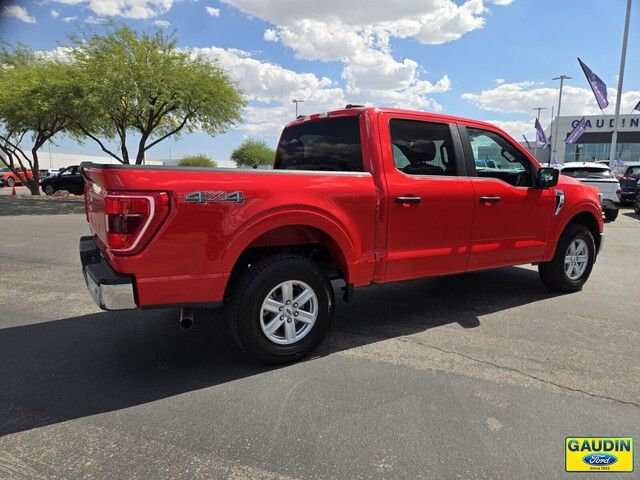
[479,196,501,203]
[395,196,422,204]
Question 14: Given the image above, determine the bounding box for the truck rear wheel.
[227,254,335,363]
[538,223,595,292]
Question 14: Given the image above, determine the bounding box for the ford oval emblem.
[582,453,617,466]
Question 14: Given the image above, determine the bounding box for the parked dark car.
[617,162,640,203]
[41,165,84,195]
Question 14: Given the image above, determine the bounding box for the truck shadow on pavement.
[0,266,561,436]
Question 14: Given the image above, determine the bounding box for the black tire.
[227,254,335,363]
[6,177,15,188]
[44,185,54,196]
[635,196,640,215]
[538,223,595,293]
[604,209,618,222]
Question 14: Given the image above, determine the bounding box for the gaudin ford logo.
[184,191,244,204]
[582,453,617,466]
[566,437,633,472]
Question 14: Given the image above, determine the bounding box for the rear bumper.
[80,236,136,310]
[618,191,637,200]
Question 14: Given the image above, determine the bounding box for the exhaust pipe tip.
[179,308,194,330]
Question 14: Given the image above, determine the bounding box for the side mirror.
[536,167,559,188]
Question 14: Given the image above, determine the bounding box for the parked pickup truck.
[80,106,604,363]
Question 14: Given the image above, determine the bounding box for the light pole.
[292,99,305,118]
[608,0,633,170]
[551,75,571,165]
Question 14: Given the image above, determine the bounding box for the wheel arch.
[543,206,602,262]
[566,211,601,252]
[221,214,360,299]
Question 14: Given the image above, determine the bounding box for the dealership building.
[534,113,640,164]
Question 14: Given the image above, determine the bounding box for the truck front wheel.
[604,209,618,222]
[227,254,335,363]
[538,223,595,292]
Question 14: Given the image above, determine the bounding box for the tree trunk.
[29,147,41,196]
[135,134,148,165]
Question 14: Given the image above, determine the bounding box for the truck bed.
[81,163,377,307]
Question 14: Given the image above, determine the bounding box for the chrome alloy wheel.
[564,238,589,280]
[259,280,318,345]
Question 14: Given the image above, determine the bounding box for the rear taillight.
[104,191,170,254]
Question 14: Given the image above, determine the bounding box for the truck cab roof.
[284,106,506,133]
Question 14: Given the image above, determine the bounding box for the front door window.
[467,128,533,187]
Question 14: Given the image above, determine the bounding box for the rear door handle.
[395,196,422,204]
[479,196,501,203]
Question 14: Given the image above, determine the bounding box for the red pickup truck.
[80,106,604,362]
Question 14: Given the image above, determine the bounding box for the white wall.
[1,151,164,170]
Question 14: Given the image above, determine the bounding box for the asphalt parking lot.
[1,199,639,479]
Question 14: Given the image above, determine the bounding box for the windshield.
[561,167,613,179]
[274,116,363,172]
[627,166,640,177]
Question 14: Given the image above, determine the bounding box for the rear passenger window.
[274,116,362,171]
[389,119,457,176]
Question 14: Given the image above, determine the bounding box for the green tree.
[0,46,80,195]
[69,24,245,165]
[231,138,274,168]
[178,154,216,167]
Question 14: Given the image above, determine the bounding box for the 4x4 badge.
[185,191,244,204]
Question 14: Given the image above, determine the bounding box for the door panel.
[385,176,474,280]
[468,178,554,269]
[380,115,474,281]
[460,125,555,269]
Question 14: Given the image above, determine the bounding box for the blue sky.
[1,0,639,161]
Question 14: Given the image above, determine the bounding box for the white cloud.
[51,0,175,20]
[51,9,61,18]
[217,1,513,111]
[84,15,106,24]
[263,29,278,42]
[205,6,220,17]
[486,119,536,139]
[219,0,508,46]
[34,46,75,62]
[2,4,37,24]
[154,19,171,27]
[190,46,342,105]
[187,46,447,135]
[62,15,78,22]
[462,80,640,117]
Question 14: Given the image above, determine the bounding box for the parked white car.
[560,162,620,222]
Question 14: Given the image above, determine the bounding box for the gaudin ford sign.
[571,116,640,129]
